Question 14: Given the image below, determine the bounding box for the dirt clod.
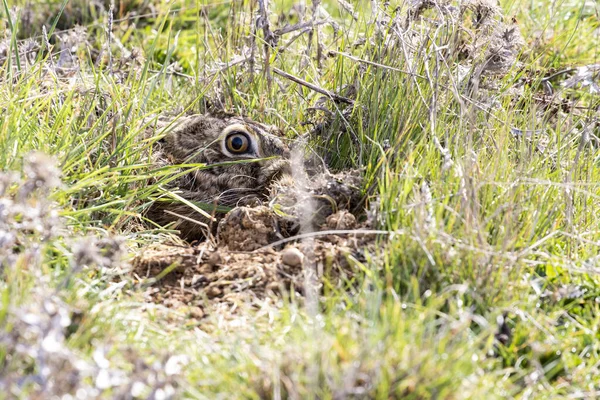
[281,247,304,268]
[217,206,281,251]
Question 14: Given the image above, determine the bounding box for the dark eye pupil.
[231,136,244,150]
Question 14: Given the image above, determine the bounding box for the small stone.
[188,307,204,319]
[207,251,221,267]
[206,286,222,298]
[281,247,304,268]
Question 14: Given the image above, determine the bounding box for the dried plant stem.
[257,0,275,86]
[313,0,323,69]
[107,3,114,73]
[328,50,427,79]
[42,26,56,70]
[272,67,354,104]
[274,20,328,36]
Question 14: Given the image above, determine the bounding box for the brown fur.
[147,113,291,240]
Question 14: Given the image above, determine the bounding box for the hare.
[147,113,291,240]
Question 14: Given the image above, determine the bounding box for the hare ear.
[209,109,236,120]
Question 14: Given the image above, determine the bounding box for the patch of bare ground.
[133,213,376,317]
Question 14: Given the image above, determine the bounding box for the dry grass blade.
[273,67,354,104]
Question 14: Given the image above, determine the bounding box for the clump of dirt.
[216,206,291,252]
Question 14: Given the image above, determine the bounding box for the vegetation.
[1,0,600,398]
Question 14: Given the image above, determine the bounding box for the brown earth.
[133,211,378,317]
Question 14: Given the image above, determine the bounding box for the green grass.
[2,0,600,398]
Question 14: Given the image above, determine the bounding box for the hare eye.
[225,132,251,154]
